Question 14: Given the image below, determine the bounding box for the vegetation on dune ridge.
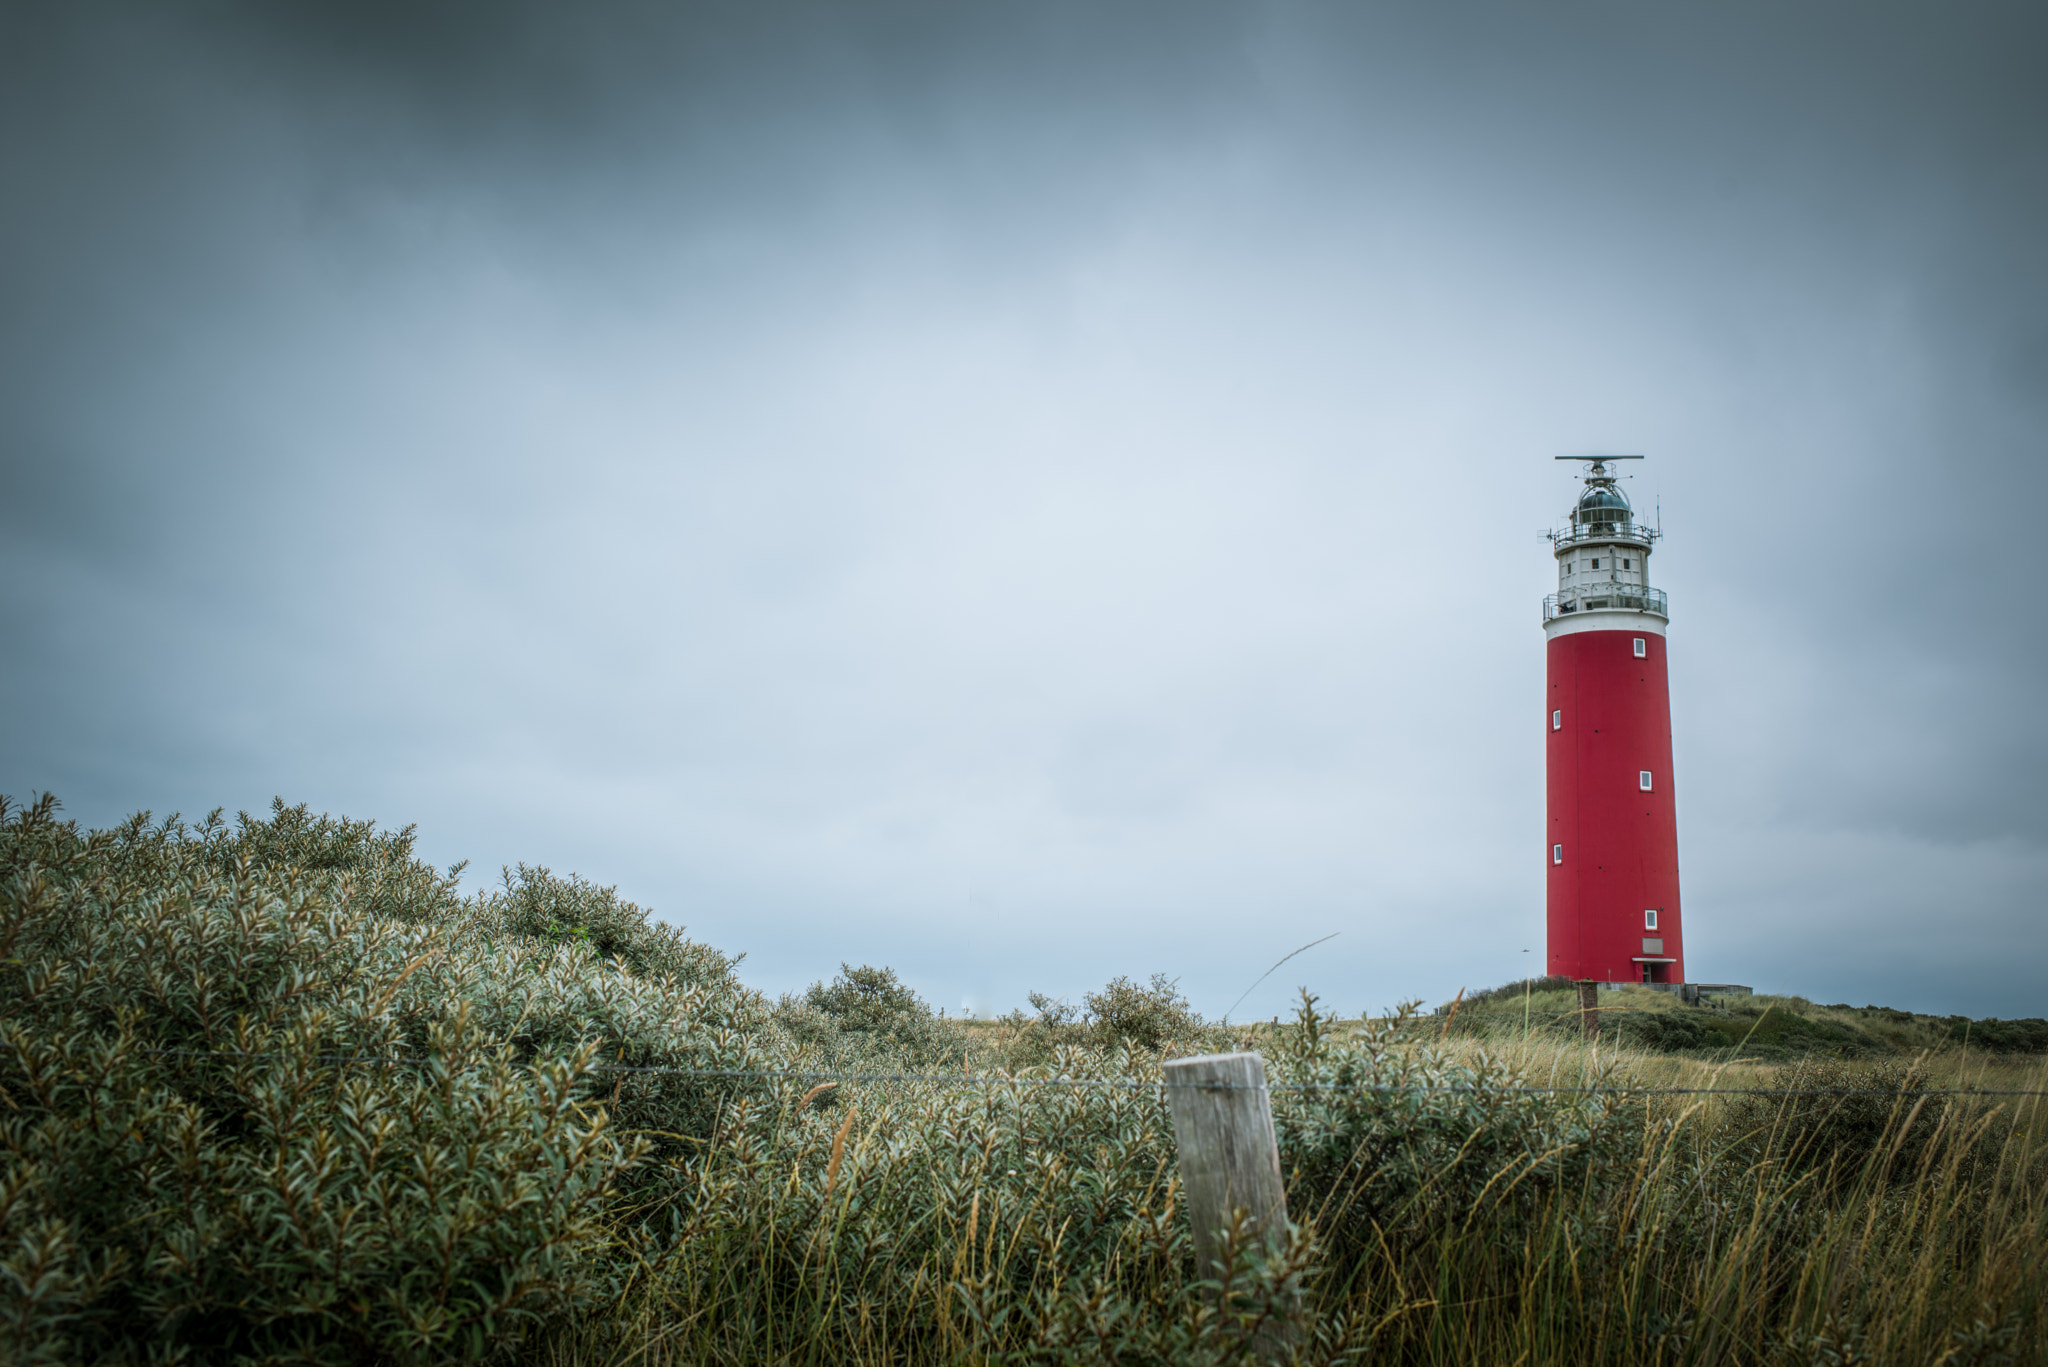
[2,794,2044,1365]
[1424,976,2048,1060]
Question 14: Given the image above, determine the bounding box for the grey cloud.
[3,0,2046,1020]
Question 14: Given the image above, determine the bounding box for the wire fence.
[118,1050,2048,1099]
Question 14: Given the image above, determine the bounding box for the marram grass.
[539,1036,2048,1367]
[1,794,2041,1365]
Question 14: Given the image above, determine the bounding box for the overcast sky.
[4,1,2045,1020]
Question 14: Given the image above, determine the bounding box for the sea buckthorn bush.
[0,794,767,1364]
[773,962,966,1072]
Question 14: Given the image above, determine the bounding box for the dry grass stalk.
[1439,985,1466,1040]
[824,1102,857,1194]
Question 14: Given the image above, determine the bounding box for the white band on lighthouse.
[1544,610,1667,641]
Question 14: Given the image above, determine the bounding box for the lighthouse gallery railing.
[1543,586,1669,621]
[1550,521,1659,551]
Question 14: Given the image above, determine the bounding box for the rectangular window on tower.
[1552,844,1563,865]
[1639,771,1654,791]
[1552,709,1562,730]
[1633,637,1647,658]
[1623,558,1632,569]
[1645,909,1658,930]
[1590,558,1600,569]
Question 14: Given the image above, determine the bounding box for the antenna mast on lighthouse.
[1542,455,1684,988]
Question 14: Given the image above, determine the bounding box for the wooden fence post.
[1162,1051,1290,1286]
[1575,980,1601,1040]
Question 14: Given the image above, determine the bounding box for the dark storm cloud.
[3,0,2046,1018]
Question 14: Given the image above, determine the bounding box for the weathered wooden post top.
[1161,1052,1290,1278]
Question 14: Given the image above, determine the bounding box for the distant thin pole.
[1221,932,1339,1024]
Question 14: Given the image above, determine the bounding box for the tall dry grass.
[1335,1032,2048,1365]
[534,1010,2048,1367]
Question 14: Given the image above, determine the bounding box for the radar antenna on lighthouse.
[1543,455,1683,986]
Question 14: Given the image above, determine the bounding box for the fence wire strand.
[120,1051,2048,1099]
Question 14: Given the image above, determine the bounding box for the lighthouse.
[1543,457,1682,986]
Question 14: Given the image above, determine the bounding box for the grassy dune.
[1412,979,2048,1061]
[547,1002,2048,1366]
[3,795,2042,1365]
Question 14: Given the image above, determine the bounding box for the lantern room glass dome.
[1573,484,1633,527]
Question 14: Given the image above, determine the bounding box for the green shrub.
[788,963,961,1071]
[987,974,1220,1070]
[0,794,765,1364]
[1082,972,1210,1053]
[1613,1006,1714,1052]
[1691,1003,1883,1059]
[1264,993,1629,1266]
[1951,1016,2048,1055]
[1718,1056,1940,1191]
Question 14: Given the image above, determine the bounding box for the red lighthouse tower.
[1544,457,1682,985]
